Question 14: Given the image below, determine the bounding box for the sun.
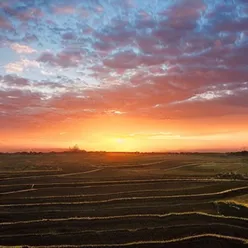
[106,136,139,152]
[115,138,125,144]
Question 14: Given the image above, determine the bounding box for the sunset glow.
[0,0,248,152]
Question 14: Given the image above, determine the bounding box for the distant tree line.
[0,150,247,156]
[227,150,248,156]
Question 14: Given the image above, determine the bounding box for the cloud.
[103,50,139,69]
[0,75,30,86]
[4,63,23,74]
[0,0,248,127]
[103,50,166,69]
[5,59,40,74]
[0,15,13,30]
[38,50,82,68]
[0,76,69,128]
[62,32,77,40]
[10,43,37,54]
[53,5,75,15]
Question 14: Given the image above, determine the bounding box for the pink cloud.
[38,50,82,68]
[0,15,13,30]
[53,5,75,15]
[10,43,37,54]
[62,32,77,40]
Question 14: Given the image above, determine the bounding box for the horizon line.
[0,149,247,154]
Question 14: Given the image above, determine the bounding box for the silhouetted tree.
[69,145,86,153]
[69,144,80,152]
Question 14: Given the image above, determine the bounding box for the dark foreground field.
[0,152,248,247]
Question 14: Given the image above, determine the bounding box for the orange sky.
[1,114,248,152]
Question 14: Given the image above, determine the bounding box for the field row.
[4,235,246,248]
[1,186,248,207]
[1,217,248,246]
[1,181,247,199]
[0,201,216,222]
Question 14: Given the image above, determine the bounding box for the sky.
[0,0,248,152]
